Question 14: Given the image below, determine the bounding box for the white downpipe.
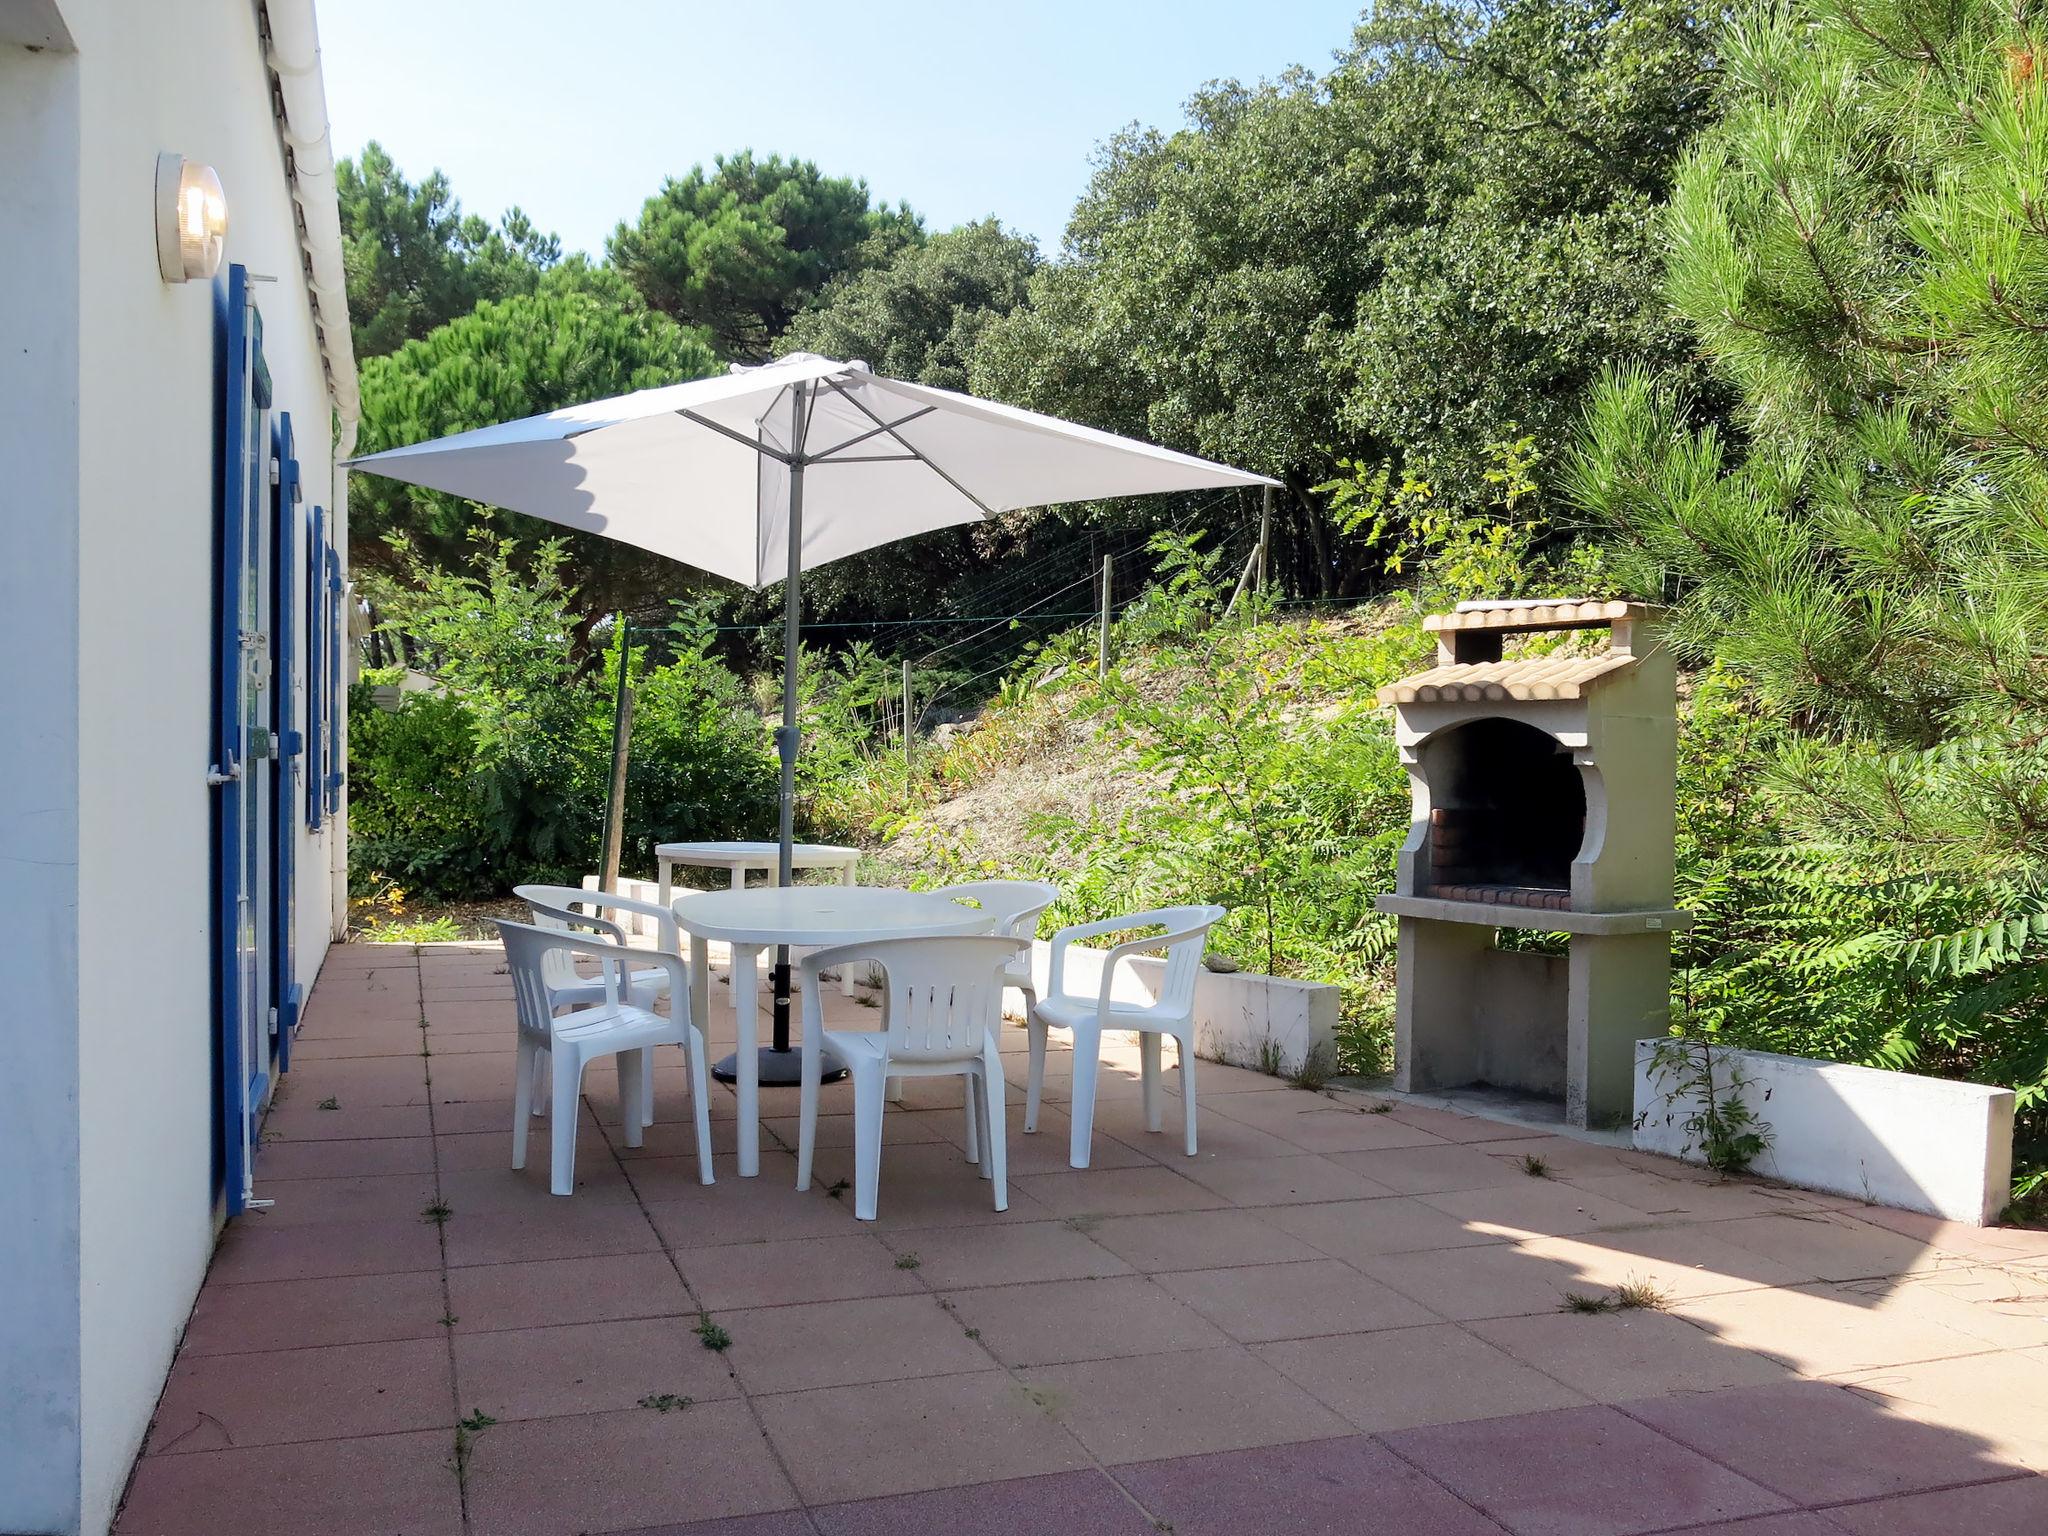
[262,0,358,456]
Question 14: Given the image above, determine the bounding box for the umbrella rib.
[823,380,1000,518]
[806,406,938,462]
[675,408,793,465]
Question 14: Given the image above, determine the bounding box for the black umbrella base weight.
[713,1046,846,1086]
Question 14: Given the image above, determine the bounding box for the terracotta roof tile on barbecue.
[1375,652,1638,706]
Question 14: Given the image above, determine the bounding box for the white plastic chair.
[515,884,684,1127]
[1029,905,1226,1168]
[496,919,713,1195]
[793,934,1025,1222]
[928,879,1060,1019]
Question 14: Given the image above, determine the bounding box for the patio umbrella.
[348,351,1278,1079]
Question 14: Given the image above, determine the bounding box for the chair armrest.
[556,890,680,954]
[1047,911,1176,1006]
[525,900,629,947]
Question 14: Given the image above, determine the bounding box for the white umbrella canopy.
[348,351,1277,1078]
[349,352,1277,588]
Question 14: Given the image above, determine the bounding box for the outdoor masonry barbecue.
[1374,599,1692,1129]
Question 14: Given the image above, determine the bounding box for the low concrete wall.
[1633,1039,2015,1225]
[1025,941,1339,1077]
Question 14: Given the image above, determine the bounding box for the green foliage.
[972,0,1716,596]
[1570,0,2048,1192]
[1638,1035,1773,1174]
[338,142,562,358]
[348,538,776,900]
[354,290,720,618]
[610,151,922,359]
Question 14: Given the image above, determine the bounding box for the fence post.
[1098,553,1113,681]
[902,659,913,780]
[1257,485,1273,594]
[599,617,633,890]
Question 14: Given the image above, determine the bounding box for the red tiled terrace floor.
[114,941,2048,1536]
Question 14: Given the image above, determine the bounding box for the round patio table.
[671,886,994,1176]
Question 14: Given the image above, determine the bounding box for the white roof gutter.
[260,0,360,457]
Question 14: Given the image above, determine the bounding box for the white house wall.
[0,32,86,1534]
[1,3,349,1531]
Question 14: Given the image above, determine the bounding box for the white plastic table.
[654,840,860,908]
[671,886,994,1176]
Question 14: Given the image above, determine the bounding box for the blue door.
[213,264,275,1216]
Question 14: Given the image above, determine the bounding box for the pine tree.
[1568,0,2048,1200]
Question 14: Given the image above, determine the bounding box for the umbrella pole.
[770,451,803,1058]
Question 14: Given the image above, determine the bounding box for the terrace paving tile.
[1626,1380,2022,1505]
[1118,1435,1507,1536]
[1178,1151,1397,1206]
[1669,1281,2001,1376]
[1328,1140,1533,1194]
[1824,1474,2048,1534]
[181,1269,449,1356]
[1822,1349,2048,1474]
[144,1336,454,1453]
[445,1251,694,1334]
[441,1200,661,1268]
[433,1125,618,1173]
[242,1173,442,1227]
[115,1430,463,1536]
[1085,1207,1324,1272]
[1470,1308,1797,1402]
[1357,1240,1587,1321]
[452,1316,737,1421]
[722,1293,990,1394]
[676,1232,928,1309]
[1214,1097,1458,1154]
[1416,1179,1667,1240]
[262,1101,433,1142]
[1567,1169,1839,1221]
[1469,1135,1646,1181]
[257,1134,437,1179]
[1382,1402,1789,1536]
[942,1274,1231,1366]
[1154,1257,1439,1342]
[1258,1195,1508,1263]
[1257,1322,1585,1432]
[752,1370,1092,1505]
[1020,1345,1350,1465]
[206,1214,444,1284]
[1012,1164,1231,1220]
[1515,1225,1813,1302]
[283,1057,431,1108]
[463,1400,798,1535]
[1378,1104,1537,1143]
[435,1161,638,1210]
[875,1217,1133,1289]
[809,1469,1157,1536]
[1703,1212,1954,1283]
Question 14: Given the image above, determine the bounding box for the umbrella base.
[712,1046,846,1087]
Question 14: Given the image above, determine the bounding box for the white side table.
[654,840,860,908]
[671,886,993,1176]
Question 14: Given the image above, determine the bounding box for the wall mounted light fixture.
[155,152,228,283]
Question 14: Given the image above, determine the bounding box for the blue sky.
[319,0,1363,261]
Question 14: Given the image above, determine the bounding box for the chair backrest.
[930,879,1061,940]
[808,935,1026,1064]
[496,919,628,1039]
[516,885,625,997]
[1125,905,1227,1014]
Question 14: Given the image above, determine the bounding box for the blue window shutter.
[306,503,326,831]
[325,545,344,818]
[213,265,251,1215]
[271,413,301,1066]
